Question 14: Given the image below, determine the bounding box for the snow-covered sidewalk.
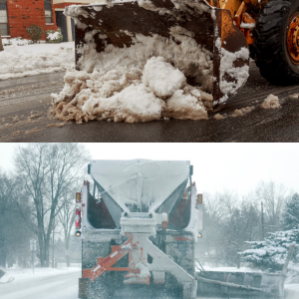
[0,39,75,81]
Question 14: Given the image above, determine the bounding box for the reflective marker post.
[30,240,36,274]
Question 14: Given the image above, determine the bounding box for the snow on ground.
[0,40,75,80]
[0,266,80,288]
[195,263,262,273]
[285,284,299,299]
[0,268,80,299]
[2,37,32,46]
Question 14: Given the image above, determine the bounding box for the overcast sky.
[0,143,298,196]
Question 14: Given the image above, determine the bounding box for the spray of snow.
[261,94,280,109]
[51,30,213,123]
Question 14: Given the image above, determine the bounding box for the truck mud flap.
[79,277,90,299]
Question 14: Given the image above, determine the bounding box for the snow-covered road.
[0,270,80,299]
[0,270,299,299]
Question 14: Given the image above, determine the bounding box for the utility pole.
[261,202,264,239]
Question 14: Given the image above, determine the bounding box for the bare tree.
[198,190,238,263]
[0,170,14,267]
[14,144,89,267]
[58,188,77,266]
[197,190,262,267]
[0,169,32,268]
[255,181,290,231]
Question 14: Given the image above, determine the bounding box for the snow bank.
[197,264,262,273]
[2,37,31,47]
[261,94,280,109]
[0,42,75,80]
[51,31,213,123]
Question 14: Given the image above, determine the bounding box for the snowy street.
[0,268,80,299]
[0,267,298,299]
[1,60,299,141]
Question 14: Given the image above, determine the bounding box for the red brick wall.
[7,0,58,40]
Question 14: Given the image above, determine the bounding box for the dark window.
[44,0,53,23]
[0,1,9,36]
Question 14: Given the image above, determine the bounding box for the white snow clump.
[51,31,213,123]
[261,94,280,109]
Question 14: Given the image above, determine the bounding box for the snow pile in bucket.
[218,47,249,104]
[261,94,280,109]
[51,30,213,123]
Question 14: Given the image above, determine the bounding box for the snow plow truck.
[75,159,286,299]
[65,0,299,109]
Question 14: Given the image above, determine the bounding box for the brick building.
[0,0,101,42]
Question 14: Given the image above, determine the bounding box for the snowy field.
[0,39,75,80]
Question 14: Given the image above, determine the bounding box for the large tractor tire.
[253,0,299,85]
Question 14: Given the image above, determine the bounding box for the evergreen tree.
[281,193,299,230]
[240,228,299,272]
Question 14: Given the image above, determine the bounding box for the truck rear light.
[76,192,81,203]
[75,231,81,237]
[75,208,81,229]
[197,194,203,205]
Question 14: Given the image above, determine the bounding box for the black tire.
[253,0,299,85]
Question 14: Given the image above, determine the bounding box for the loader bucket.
[196,271,286,298]
[65,0,249,109]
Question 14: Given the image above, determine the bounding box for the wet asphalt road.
[1,62,299,142]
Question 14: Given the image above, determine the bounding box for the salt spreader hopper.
[75,159,286,299]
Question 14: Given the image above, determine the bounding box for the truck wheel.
[253,0,299,85]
